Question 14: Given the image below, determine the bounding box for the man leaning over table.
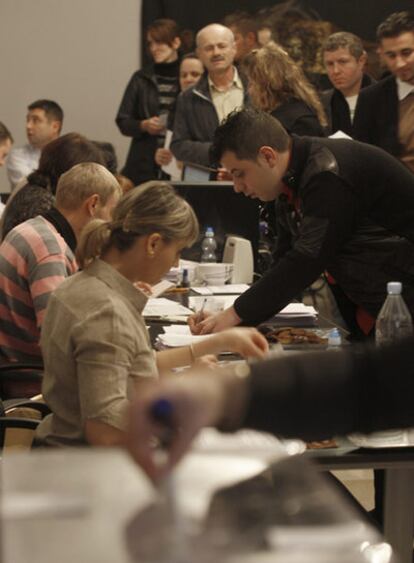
[190,108,414,340]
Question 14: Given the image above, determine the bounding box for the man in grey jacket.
[171,23,249,168]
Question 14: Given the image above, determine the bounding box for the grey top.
[36,259,157,446]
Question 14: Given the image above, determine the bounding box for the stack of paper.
[155,325,212,349]
[191,284,249,295]
[142,298,193,318]
[269,303,318,326]
[188,295,238,312]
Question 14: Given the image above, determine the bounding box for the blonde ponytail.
[76,219,111,269]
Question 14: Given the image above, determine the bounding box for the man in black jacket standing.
[354,11,414,174]
[171,23,249,168]
[190,108,414,338]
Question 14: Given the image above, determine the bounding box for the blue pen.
[151,399,190,562]
[151,398,175,448]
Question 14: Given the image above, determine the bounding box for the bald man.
[171,23,249,167]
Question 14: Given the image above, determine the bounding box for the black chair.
[0,361,43,399]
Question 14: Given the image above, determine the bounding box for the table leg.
[384,468,414,563]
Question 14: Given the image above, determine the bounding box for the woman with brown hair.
[1,133,106,239]
[35,181,268,447]
[243,43,327,136]
[116,19,182,185]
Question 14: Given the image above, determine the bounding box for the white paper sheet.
[143,298,193,317]
[157,333,213,347]
[151,280,176,297]
[161,130,182,180]
[192,284,249,295]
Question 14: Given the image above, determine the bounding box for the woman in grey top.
[36,181,268,447]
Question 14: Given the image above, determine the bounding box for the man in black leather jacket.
[190,108,414,338]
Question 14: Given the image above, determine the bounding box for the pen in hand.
[196,298,207,324]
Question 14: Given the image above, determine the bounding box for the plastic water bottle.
[363,281,414,445]
[200,227,217,263]
[328,328,341,349]
[375,281,413,345]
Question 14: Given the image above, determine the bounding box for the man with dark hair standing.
[7,99,63,189]
[222,12,260,64]
[190,108,414,338]
[321,32,374,136]
[354,11,414,173]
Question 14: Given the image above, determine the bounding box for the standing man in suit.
[321,32,374,136]
[354,11,414,173]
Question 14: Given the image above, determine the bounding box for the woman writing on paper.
[35,182,268,447]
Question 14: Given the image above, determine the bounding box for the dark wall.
[142,0,414,42]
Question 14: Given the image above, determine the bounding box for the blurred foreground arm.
[129,338,414,480]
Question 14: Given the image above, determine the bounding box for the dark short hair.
[322,32,365,60]
[29,132,106,194]
[0,122,13,144]
[28,99,64,126]
[211,108,290,163]
[2,133,107,239]
[146,18,180,46]
[377,11,414,42]
[222,11,259,40]
[92,141,118,174]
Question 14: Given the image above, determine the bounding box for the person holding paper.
[35,182,268,448]
[155,53,205,176]
[116,19,181,185]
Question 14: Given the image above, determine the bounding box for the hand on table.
[213,327,268,359]
[189,306,242,335]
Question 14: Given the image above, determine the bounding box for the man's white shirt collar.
[397,77,414,101]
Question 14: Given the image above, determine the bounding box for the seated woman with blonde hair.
[243,43,327,136]
[35,181,268,447]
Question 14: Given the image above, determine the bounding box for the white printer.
[222,236,254,284]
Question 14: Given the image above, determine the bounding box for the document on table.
[191,284,249,295]
[151,280,175,297]
[188,295,238,311]
[143,298,193,318]
[268,302,318,326]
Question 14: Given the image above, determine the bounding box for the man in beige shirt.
[171,23,249,167]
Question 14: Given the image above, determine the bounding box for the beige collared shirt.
[209,66,244,124]
[36,259,157,446]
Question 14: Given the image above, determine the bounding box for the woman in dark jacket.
[243,43,327,136]
[116,19,181,186]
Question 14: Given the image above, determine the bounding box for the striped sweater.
[0,216,78,361]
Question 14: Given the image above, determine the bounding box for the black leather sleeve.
[234,172,358,325]
[242,337,414,440]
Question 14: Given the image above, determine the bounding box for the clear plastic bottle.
[363,282,414,444]
[327,328,341,349]
[200,227,217,263]
[375,281,413,345]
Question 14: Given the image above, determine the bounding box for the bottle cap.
[387,281,402,295]
[205,227,214,236]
